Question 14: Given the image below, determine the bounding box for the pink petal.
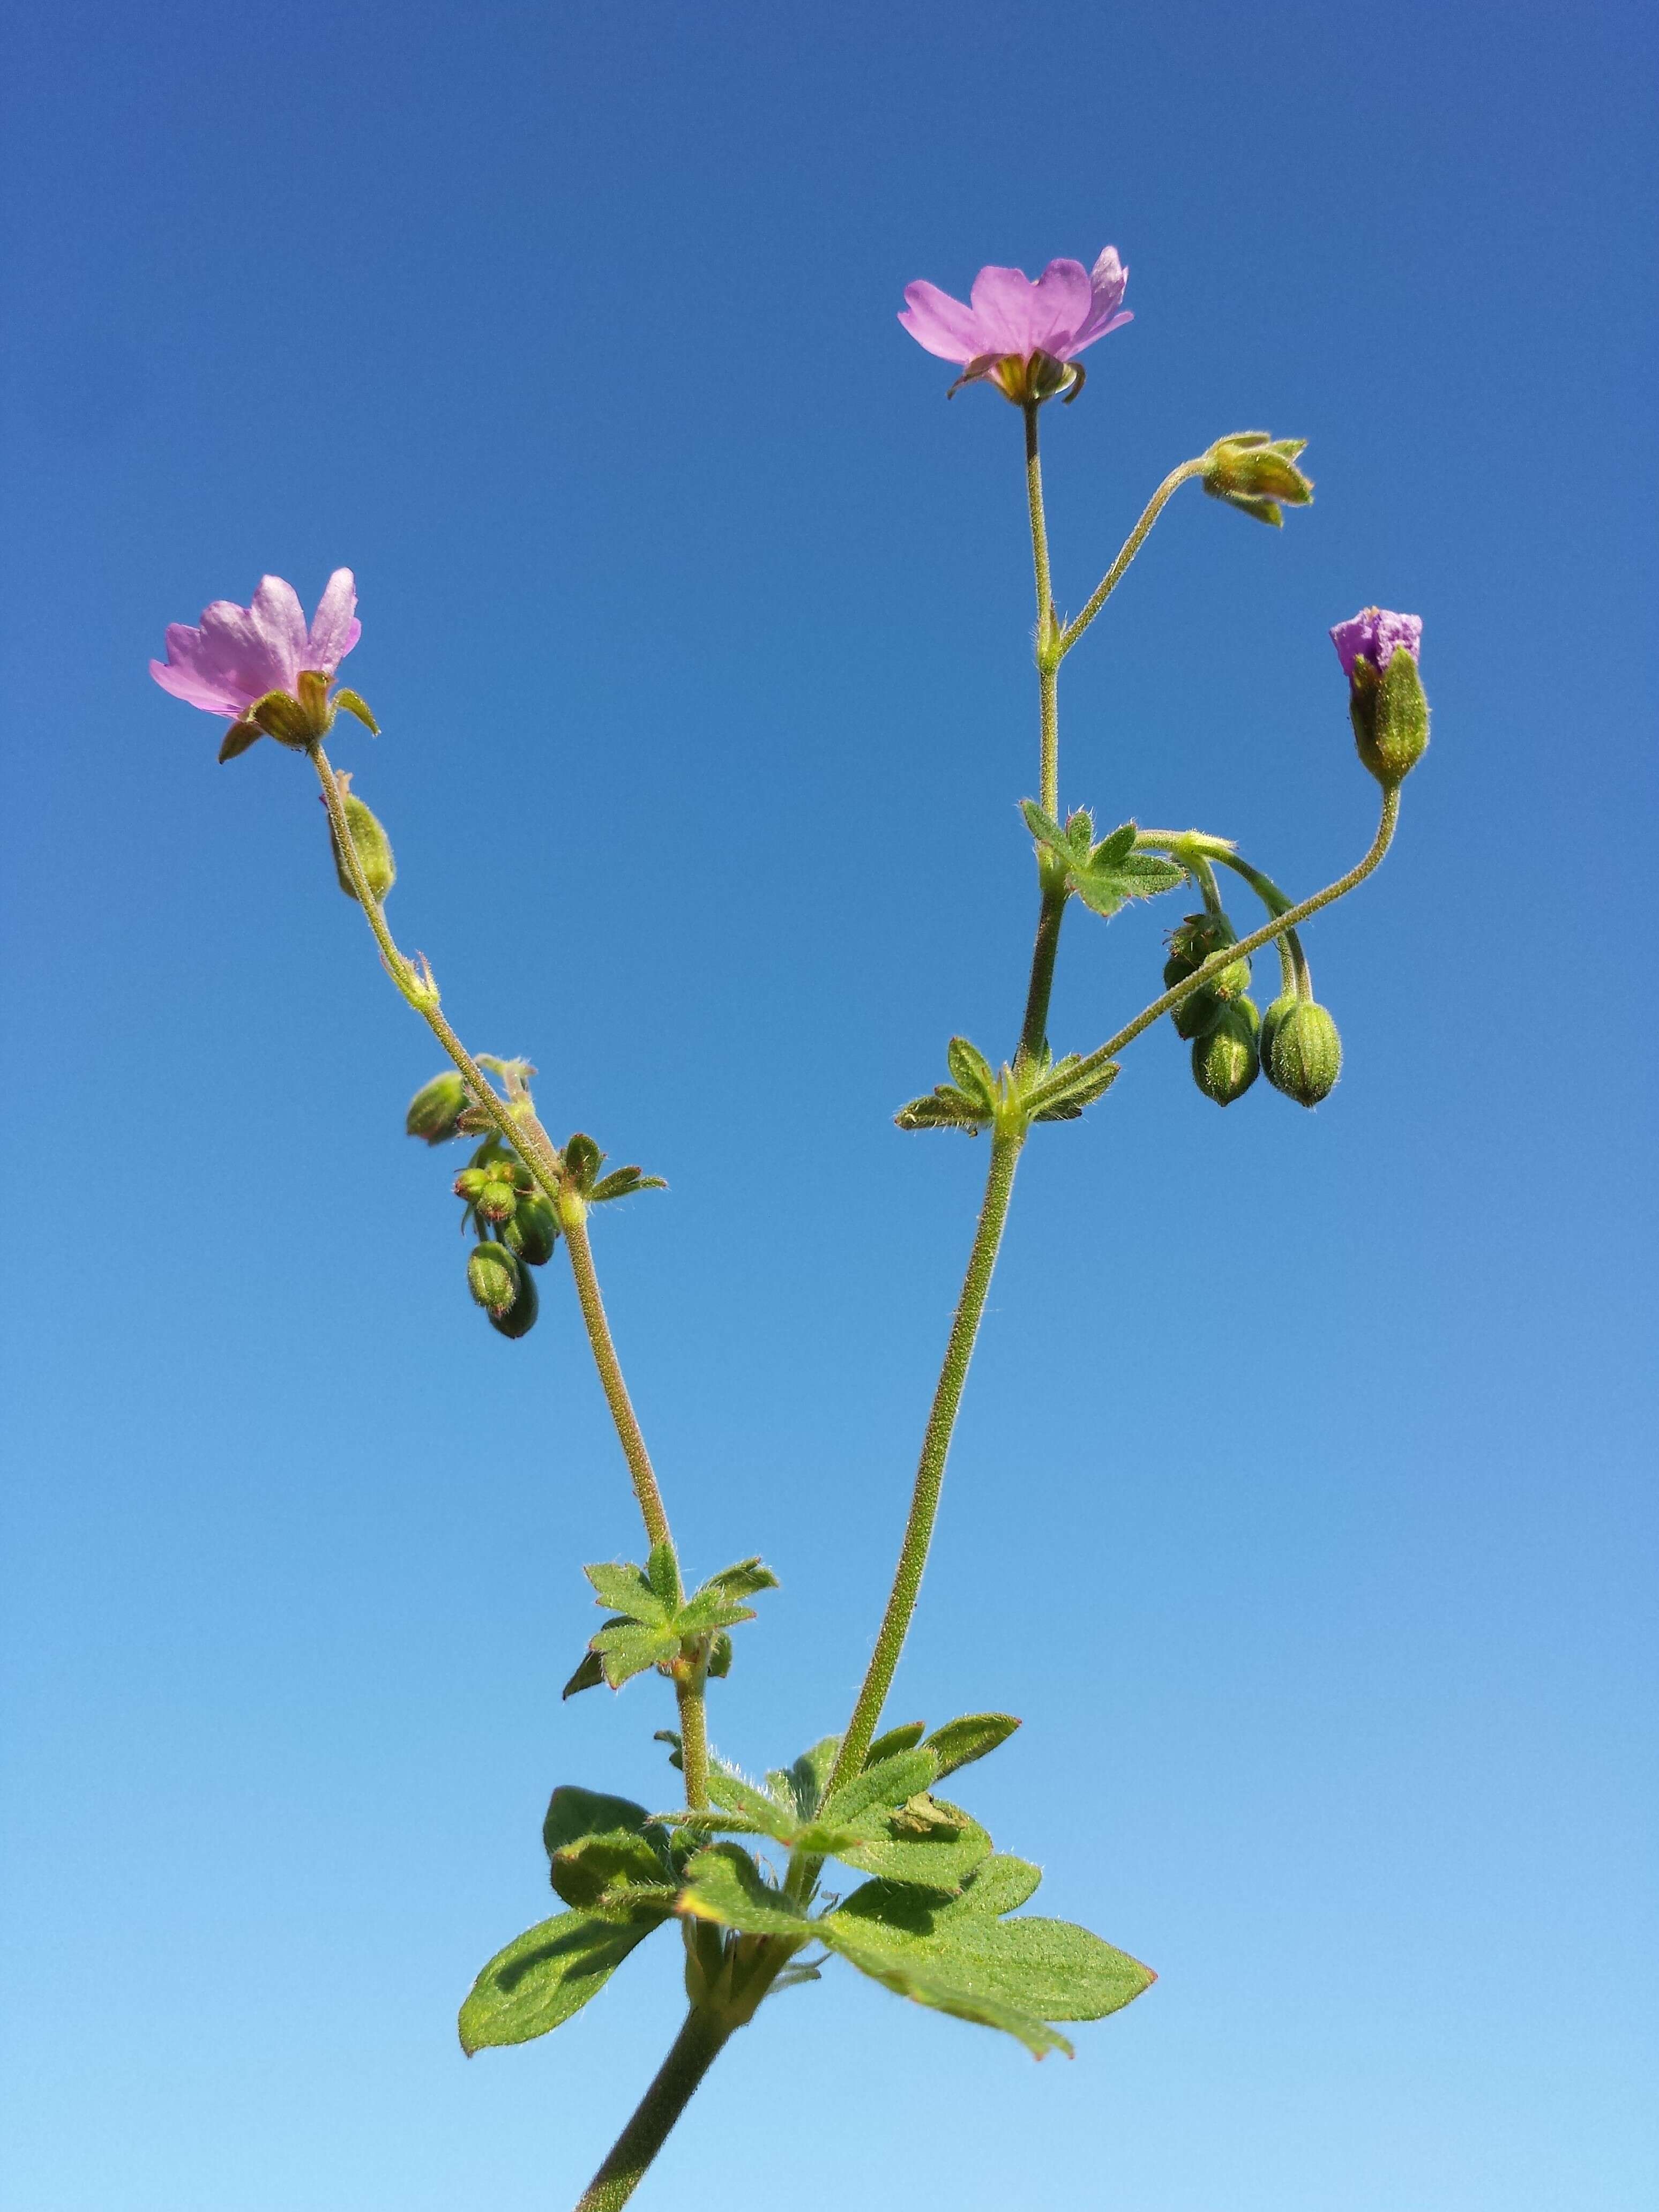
[192,598,289,707]
[1071,246,1133,349]
[249,576,307,691]
[898,280,988,364]
[149,653,240,716]
[968,265,1043,357]
[305,568,360,671]
[1024,259,1094,354]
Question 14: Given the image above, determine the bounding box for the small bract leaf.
[458,1912,656,2053]
[561,1648,606,1700]
[922,1713,1021,1778]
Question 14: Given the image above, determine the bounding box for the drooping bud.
[1191,995,1260,1105]
[1261,995,1343,1107]
[1164,911,1251,1038]
[326,773,396,903]
[487,1259,539,1339]
[406,1071,469,1145]
[1331,609,1429,786]
[504,1195,559,1267]
[467,1240,522,1321]
[1201,432,1314,526]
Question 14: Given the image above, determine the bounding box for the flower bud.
[406,1071,468,1146]
[326,776,396,903]
[475,1178,518,1224]
[488,1259,539,1339]
[1331,609,1429,786]
[454,1166,489,1200]
[1191,995,1260,1105]
[1261,994,1343,1107]
[467,1240,522,1320]
[1201,432,1314,526]
[504,1194,559,1267]
[1164,911,1251,1038]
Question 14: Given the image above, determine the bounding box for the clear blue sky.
[2,3,1654,2206]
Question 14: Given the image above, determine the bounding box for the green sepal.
[458,1911,656,2053]
[217,716,263,763]
[332,686,380,734]
[1201,431,1314,526]
[922,1712,1021,1778]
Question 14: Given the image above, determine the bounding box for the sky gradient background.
[2,2,1655,2206]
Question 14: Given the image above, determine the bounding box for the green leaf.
[1020,799,1069,857]
[645,1540,683,1612]
[653,1728,684,1772]
[584,1560,667,1624]
[589,1167,668,1203]
[1091,820,1138,868]
[458,1911,656,2053]
[675,1844,812,1939]
[945,1037,997,1109]
[707,1631,734,1678]
[548,1833,678,1923]
[822,1852,1154,2059]
[542,1785,659,1862]
[836,1795,992,1891]
[561,1648,606,1700]
[894,1086,992,1134]
[766,1735,842,1822]
[1065,809,1095,857]
[922,1713,1021,1779]
[822,1747,938,1827]
[1026,1058,1120,1123]
[864,1722,927,1767]
[674,1590,759,1634]
[591,1621,675,1687]
[705,1767,794,1842]
[563,1132,604,1189]
[698,1558,780,1603]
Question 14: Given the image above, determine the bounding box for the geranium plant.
[152,241,1428,2208]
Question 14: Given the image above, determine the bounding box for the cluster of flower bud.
[1164,911,1343,1109]
[452,1139,558,1335]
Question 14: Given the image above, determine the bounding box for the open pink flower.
[151,571,361,720]
[899,249,1132,402]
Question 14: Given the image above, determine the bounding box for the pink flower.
[151,570,361,720]
[1329,607,1422,680]
[899,248,1132,402]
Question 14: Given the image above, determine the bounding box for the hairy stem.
[1024,403,1060,817]
[825,1129,1025,1793]
[560,1205,674,1554]
[1019,879,1068,1060]
[675,1665,711,1812]
[1060,458,1205,656]
[1080,786,1401,1077]
[309,741,566,1194]
[572,2009,729,2212]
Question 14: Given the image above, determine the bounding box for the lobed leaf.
[584,1560,668,1624]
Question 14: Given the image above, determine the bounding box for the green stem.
[571,2008,729,2212]
[1059,458,1205,657]
[1019,880,1068,1061]
[309,743,566,1193]
[1080,786,1401,1078]
[675,1664,711,1813]
[1023,403,1060,817]
[1213,850,1312,996]
[825,1129,1025,1795]
[559,1204,674,1555]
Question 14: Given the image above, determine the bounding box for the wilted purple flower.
[1329,607,1422,679]
[151,570,361,719]
[899,249,1132,403]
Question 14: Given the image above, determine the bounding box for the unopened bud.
[1201,432,1314,526]
[406,1071,468,1145]
[1261,995,1343,1106]
[475,1178,518,1224]
[504,1195,559,1267]
[1191,995,1260,1105]
[467,1240,522,1321]
[454,1166,490,1200]
[1165,911,1251,1038]
[487,1260,539,1339]
[1331,609,1429,786]
[327,776,396,903]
